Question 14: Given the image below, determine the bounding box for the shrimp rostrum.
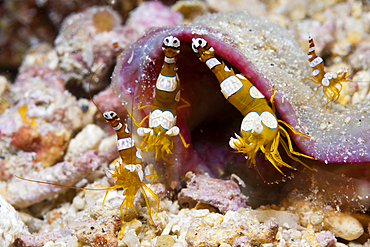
[129,36,190,164]
[192,38,314,176]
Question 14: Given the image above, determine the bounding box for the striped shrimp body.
[129,36,190,163]
[102,110,159,236]
[192,38,314,176]
[103,110,142,165]
[304,33,350,107]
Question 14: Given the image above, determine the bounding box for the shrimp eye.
[254,123,263,134]
[192,38,207,53]
[103,111,117,120]
[163,36,170,46]
[198,38,207,47]
[172,37,180,48]
[163,36,180,48]
[192,42,198,53]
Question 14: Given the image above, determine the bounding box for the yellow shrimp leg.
[137,102,153,110]
[178,132,190,148]
[143,174,157,186]
[279,137,314,171]
[102,189,112,206]
[265,134,296,171]
[261,145,287,176]
[140,183,160,223]
[278,127,315,170]
[277,120,311,139]
[177,97,191,110]
[126,109,149,127]
[118,197,129,239]
[137,90,153,110]
[161,155,174,165]
[269,85,276,112]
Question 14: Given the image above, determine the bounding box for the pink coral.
[125,1,184,36]
[16,229,71,247]
[11,125,69,166]
[0,64,87,174]
[15,66,65,92]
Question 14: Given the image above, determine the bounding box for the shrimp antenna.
[89,64,105,117]
[14,175,110,191]
[172,143,226,155]
[129,87,135,164]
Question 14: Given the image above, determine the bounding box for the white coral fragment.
[65,124,105,161]
[0,195,29,246]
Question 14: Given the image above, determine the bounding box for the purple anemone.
[112,12,370,196]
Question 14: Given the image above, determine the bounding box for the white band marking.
[149,109,176,130]
[117,137,134,151]
[220,75,243,99]
[164,56,176,64]
[312,69,320,76]
[310,57,323,67]
[261,111,278,129]
[249,86,265,99]
[241,111,277,133]
[156,74,178,92]
[205,58,221,70]
[241,111,261,132]
[112,122,122,131]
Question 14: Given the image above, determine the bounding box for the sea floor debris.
[1,1,370,246]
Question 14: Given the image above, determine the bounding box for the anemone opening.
[115,37,314,205]
[176,42,243,151]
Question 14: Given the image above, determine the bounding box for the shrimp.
[303,33,350,108]
[89,84,159,236]
[127,36,190,164]
[101,111,159,231]
[191,38,314,177]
